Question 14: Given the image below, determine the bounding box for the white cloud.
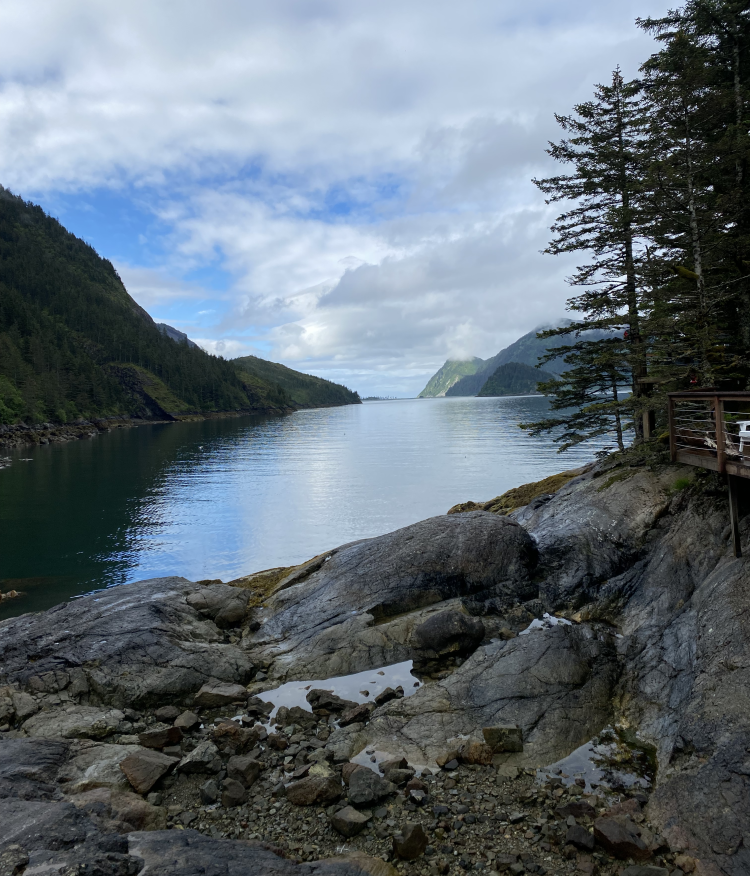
[0,0,674,395]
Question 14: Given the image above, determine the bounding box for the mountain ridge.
[0,187,359,431]
[419,321,612,398]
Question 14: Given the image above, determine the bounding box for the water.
[0,396,607,620]
[251,660,422,724]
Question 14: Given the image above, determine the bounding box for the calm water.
[0,397,606,620]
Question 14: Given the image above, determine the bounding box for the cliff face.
[0,458,747,874]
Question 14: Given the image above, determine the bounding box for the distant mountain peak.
[156,323,198,349]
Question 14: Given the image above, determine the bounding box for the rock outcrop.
[242,511,537,680]
[0,577,256,709]
[1,456,749,875]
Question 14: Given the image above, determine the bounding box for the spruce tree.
[523,70,650,449]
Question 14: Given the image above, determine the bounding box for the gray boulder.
[0,576,255,710]
[347,768,396,806]
[411,609,485,659]
[362,622,618,767]
[244,512,536,679]
[185,583,250,628]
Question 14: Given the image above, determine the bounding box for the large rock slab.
[244,512,537,679]
[127,830,397,874]
[22,705,126,739]
[362,622,618,767]
[520,465,684,608]
[0,576,255,709]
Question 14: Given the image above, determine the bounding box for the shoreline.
[0,401,360,451]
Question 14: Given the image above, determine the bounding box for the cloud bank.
[0,0,671,395]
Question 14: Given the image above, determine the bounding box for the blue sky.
[0,0,672,397]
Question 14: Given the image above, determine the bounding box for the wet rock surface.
[1,458,749,874]
[0,577,255,709]
[242,512,537,680]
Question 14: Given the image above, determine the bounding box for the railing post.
[715,396,726,474]
[668,395,677,462]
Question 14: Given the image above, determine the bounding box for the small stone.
[331,805,369,837]
[444,759,459,771]
[556,800,597,819]
[674,855,695,873]
[593,816,651,861]
[405,777,427,793]
[384,768,414,786]
[146,792,163,806]
[508,812,525,824]
[138,726,183,749]
[436,751,459,768]
[194,680,248,708]
[180,810,198,826]
[221,777,247,807]
[177,739,221,774]
[482,726,523,753]
[154,705,180,723]
[174,710,200,731]
[120,749,178,795]
[226,755,261,788]
[374,687,403,707]
[342,762,366,785]
[267,733,289,751]
[380,757,408,773]
[392,822,428,860]
[286,776,343,806]
[457,739,493,765]
[566,825,594,851]
[348,767,396,806]
[199,779,219,804]
[305,689,358,713]
[339,703,374,727]
[496,765,519,782]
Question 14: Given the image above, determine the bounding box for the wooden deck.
[668,391,750,556]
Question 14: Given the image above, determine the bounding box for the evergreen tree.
[638,2,750,392]
[524,70,650,449]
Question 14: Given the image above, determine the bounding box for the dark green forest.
[0,188,358,424]
[523,0,750,451]
[477,362,556,397]
[234,356,360,408]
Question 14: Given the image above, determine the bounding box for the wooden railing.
[667,391,750,557]
[668,392,750,479]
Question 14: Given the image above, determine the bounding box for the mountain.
[233,356,360,408]
[419,321,613,399]
[157,323,198,349]
[0,187,359,425]
[417,357,484,398]
[476,361,556,396]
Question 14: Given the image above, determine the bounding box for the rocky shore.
[1,453,748,876]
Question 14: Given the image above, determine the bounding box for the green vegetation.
[477,361,555,396]
[447,468,585,516]
[233,356,360,408]
[418,358,484,397]
[523,1,750,451]
[0,187,358,424]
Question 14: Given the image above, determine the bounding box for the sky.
[0,0,673,397]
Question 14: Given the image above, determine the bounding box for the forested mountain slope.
[0,188,358,425]
[233,356,360,407]
[477,361,556,396]
[418,322,613,398]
